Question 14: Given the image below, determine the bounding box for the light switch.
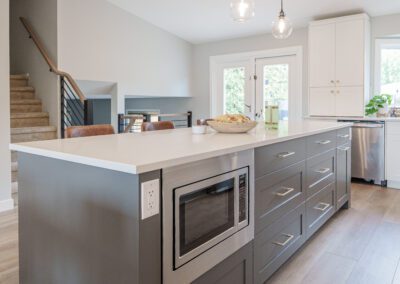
[141,179,160,220]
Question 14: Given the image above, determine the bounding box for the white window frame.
[210,46,303,119]
[374,38,400,95]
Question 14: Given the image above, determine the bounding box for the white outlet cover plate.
[141,179,160,220]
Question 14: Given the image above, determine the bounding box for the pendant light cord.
[279,0,285,17]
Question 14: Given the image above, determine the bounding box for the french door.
[255,55,300,121]
[212,61,253,118]
[212,53,301,121]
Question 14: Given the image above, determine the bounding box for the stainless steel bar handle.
[352,124,384,128]
[316,140,332,145]
[315,168,330,174]
[314,202,330,212]
[276,187,295,197]
[277,152,296,159]
[338,146,351,151]
[338,134,350,138]
[273,234,295,247]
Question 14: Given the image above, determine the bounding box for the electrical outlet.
[141,179,160,220]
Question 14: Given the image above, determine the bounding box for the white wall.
[10,0,60,130]
[0,0,13,212]
[192,29,308,119]
[57,0,192,100]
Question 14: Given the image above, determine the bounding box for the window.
[375,39,400,105]
[223,67,246,114]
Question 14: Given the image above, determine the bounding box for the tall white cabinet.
[308,14,370,117]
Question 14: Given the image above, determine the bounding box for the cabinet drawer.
[306,150,335,198]
[254,204,306,284]
[337,127,351,146]
[306,131,336,157]
[255,161,306,233]
[255,138,306,178]
[306,183,335,239]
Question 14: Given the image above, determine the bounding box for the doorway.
[210,47,302,121]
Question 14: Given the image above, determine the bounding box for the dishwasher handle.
[352,123,384,129]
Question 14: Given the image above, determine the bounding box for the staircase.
[10,74,57,205]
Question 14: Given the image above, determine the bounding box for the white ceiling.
[107,0,400,44]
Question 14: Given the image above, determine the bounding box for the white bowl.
[192,125,207,134]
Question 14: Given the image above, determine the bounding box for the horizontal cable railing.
[20,17,89,137]
[118,111,192,133]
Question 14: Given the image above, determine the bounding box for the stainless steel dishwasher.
[351,121,386,186]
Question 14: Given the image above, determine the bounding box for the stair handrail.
[19,17,86,103]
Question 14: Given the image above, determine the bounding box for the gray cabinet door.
[192,242,253,284]
[337,143,351,209]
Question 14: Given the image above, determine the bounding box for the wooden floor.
[1,183,400,284]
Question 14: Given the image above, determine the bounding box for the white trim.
[210,46,303,119]
[0,198,14,213]
[309,13,370,27]
[374,38,400,95]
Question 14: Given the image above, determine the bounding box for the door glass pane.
[224,67,245,114]
[381,48,400,105]
[263,64,289,120]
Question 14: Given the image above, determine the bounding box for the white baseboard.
[0,198,14,213]
[388,180,400,190]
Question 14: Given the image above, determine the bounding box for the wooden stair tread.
[11,112,49,119]
[10,74,29,80]
[11,126,57,135]
[10,86,34,92]
[10,99,41,105]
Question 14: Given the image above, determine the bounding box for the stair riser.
[11,151,17,163]
[11,117,49,128]
[11,131,57,143]
[10,79,28,88]
[10,92,35,100]
[11,105,42,113]
[12,171,17,183]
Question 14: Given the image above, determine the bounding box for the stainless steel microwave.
[162,150,254,284]
[174,167,249,268]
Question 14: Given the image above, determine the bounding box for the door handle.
[277,152,296,159]
[276,187,295,197]
[314,202,330,212]
[315,168,330,174]
[273,234,294,247]
[316,140,332,145]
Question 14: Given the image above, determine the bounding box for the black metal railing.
[118,111,192,133]
[60,76,92,138]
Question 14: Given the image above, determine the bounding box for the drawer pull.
[338,146,350,151]
[273,234,294,247]
[338,134,350,138]
[276,187,295,197]
[314,202,330,212]
[316,140,332,145]
[315,168,330,174]
[277,151,296,159]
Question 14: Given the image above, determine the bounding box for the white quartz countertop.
[10,120,352,174]
[306,116,400,122]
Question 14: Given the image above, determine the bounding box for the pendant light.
[272,0,293,39]
[230,0,255,23]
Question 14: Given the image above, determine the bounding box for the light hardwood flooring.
[1,183,400,284]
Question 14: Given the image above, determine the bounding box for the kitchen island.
[11,120,352,284]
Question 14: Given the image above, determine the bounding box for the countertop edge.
[10,123,352,174]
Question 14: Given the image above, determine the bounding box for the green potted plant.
[365,94,393,117]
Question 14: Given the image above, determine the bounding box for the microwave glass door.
[174,173,239,268]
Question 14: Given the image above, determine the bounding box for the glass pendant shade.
[230,0,255,22]
[272,14,293,39]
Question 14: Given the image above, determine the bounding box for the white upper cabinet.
[309,24,336,88]
[308,14,370,117]
[335,19,365,86]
